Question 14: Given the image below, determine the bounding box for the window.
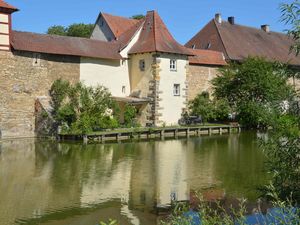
[139,59,145,71]
[173,84,180,96]
[170,59,177,71]
[122,86,126,94]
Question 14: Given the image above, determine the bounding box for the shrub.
[124,104,139,127]
[50,80,120,134]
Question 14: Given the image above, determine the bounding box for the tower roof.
[0,0,18,13]
[128,10,193,55]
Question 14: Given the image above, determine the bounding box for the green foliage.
[99,219,118,225]
[50,80,120,134]
[189,92,231,123]
[124,104,139,127]
[280,0,300,55]
[261,117,300,202]
[213,57,294,128]
[47,23,94,38]
[130,14,145,20]
[47,25,66,36]
[161,192,300,225]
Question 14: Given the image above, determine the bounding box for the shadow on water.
[0,132,269,225]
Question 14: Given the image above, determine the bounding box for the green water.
[0,132,268,225]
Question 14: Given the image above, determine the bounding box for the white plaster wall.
[0,35,9,45]
[0,24,9,34]
[0,14,8,23]
[129,53,153,97]
[158,54,188,125]
[80,58,130,97]
[120,26,143,58]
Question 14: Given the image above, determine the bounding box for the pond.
[0,132,268,225]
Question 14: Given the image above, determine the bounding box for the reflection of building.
[0,134,267,224]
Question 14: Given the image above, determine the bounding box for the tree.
[280,0,300,55]
[130,14,145,20]
[212,57,294,128]
[50,80,120,134]
[47,23,94,38]
[47,25,67,36]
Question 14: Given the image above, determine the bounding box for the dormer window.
[139,59,145,71]
[170,59,177,71]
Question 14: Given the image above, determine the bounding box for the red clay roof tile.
[0,0,18,13]
[102,13,139,38]
[189,49,227,66]
[128,11,193,55]
[11,31,122,60]
[186,19,300,66]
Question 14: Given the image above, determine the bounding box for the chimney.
[261,24,270,33]
[215,13,222,24]
[0,0,19,51]
[228,17,235,25]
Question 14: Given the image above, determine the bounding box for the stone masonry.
[187,65,221,101]
[0,51,80,138]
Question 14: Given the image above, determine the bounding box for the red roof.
[186,19,300,66]
[128,11,193,55]
[189,49,227,66]
[11,31,122,60]
[115,19,145,51]
[0,0,18,13]
[102,13,139,38]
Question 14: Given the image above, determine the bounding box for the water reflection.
[0,132,268,225]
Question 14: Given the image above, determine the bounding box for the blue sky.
[8,0,293,44]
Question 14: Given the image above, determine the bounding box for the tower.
[0,0,18,51]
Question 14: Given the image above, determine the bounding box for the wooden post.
[83,135,88,144]
[160,130,165,140]
[238,126,242,133]
[198,128,201,136]
[101,135,105,144]
[175,129,178,139]
[186,128,190,138]
[219,128,223,135]
[208,128,212,136]
[229,127,232,134]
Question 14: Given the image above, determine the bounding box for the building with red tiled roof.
[186,14,300,67]
[0,0,227,138]
[91,12,140,42]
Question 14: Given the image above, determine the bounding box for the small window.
[100,21,104,27]
[206,43,211,49]
[192,44,196,49]
[139,59,145,71]
[170,59,177,71]
[122,86,126,94]
[32,53,41,67]
[173,84,180,96]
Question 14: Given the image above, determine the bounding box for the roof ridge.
[213,19,229,59]
[12,30,119,45]
[152,11,157,52]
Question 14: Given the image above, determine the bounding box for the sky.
[8,0,294,44]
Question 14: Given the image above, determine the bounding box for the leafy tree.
[212,57,294,128]
[50,80,120,134]
[47,23,94,38]
[47,25,67,36]
[280,0,300,55]
[67,23,94,38]
[130,14,145,20]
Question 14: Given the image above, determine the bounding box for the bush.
[124,104,139,127]
[50,80,120,134]
[189,92,231,123]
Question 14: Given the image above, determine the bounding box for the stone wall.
[187,64,221,101]
[0,50,80,138]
